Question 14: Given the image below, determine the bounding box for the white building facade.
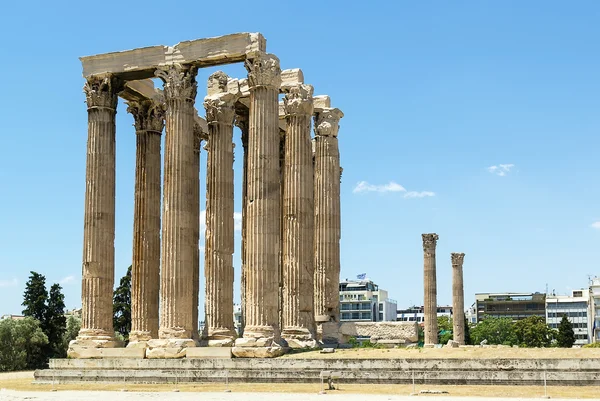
[339,279,397,322]
[546,289,590,345]
[396,305,453,323]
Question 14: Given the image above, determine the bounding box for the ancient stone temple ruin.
[71,33,343,358]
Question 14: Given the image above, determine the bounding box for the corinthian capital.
[314,108,344,137]
[422,233,439,251]
[283,84,314,117]
[84,74,123,110]
[204,97,236,125]
[451,253,465,266]
[126,98,165,133]
[155,65,198,103]
[245,53,281,89]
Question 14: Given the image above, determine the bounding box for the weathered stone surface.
[423,233,439,346]
[452,252,466,345]
[339,322,419,343]
[145,339,196,359]
[237,53,283,346]
[78,75,123,345]
[231,346,287,358]
[156,65,198,340]
[146,348,186,359]
[67,347,144,359]
[445,340,460,348]
[204,72,237,345]
[314,107,344,327]
[281,83,316,345]
[127,98,164,343]
[186,347,232,359]
[81,33,266,80]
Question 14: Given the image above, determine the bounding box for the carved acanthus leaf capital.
[245,53,281,89]
[155,65,198,103]
[84,74,123,110]
[204,95,236,125]
[451,252,465,266]
[422,233,439,250]
[314,108,344,137]
[284,84,314,116]
[126,98,165,133]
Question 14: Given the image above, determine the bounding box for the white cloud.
[487,164,515,176]
[404,191,435,199]
[0,278,17,288]
[234,212,242,232]
[59,275,76,285]
[591,222,600,229]
[353,181,406,194]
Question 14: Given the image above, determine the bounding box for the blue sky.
[1,1,599,317]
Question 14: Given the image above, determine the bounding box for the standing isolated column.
[281,84,317,348]
[74,75,123,351]
[155,65,198,343]
[452,252,466,345]
[236,53,283,348]
[313,108,344,326]
[127,98,164,345]
[204,71,237,346]
[423,233,439,346]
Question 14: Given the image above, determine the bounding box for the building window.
[352,312,360,320]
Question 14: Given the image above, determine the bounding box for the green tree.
[113,266,132,341]
[62,315,81,352]
[46,284,67,358]
[513,316,555,348]
[0,317,49,371]
[437,315,453,344]
[470,316,516,345]
[556,314,575,348]
[464,317,472,345]
[22,272,48,325]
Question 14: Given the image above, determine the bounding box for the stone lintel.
[121,79,162,102]
[313,95,331,110]
[81,32,266,80]
[280,68,304,91]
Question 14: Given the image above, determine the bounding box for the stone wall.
[322,321,419,344]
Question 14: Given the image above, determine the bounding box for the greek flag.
[356,273,366,280]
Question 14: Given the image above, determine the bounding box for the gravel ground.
[0,391,578,401]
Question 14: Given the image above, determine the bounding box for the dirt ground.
[282,346,600,359]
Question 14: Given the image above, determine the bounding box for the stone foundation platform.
[35,358,600,386]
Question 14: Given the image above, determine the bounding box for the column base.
[158,327,193,339]
[281,327,318,349]
[146,338,196,359]
[237,325,284,347]
[203,327,236,347]
[128,330,153,345]
[68,330,123,358]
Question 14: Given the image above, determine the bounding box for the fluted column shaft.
[423,233,439,346]
[241,54,282,342]
[79,75,122,342]
[452,252,466,345]
[204,77,237,343]
[156,65,198,340]
[282,85,316,341]
[128,99,164,342]
[314,108,344,324]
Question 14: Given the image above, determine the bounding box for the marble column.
[235,112,249,338]
[127,98,165,344]
[236,53,283,347]
[204,71,237,346]
[75,75,123,348]
[313,108,344,325]
[155,65,198,343]
[423,233,439,346]
[192,124,204,342]
[452,252,466,345]
[281,84,317,348]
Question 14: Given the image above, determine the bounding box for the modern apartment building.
[396,305,453,323]
[546,289,590,345]
[475,292,546,322]
[339,279,397,322]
